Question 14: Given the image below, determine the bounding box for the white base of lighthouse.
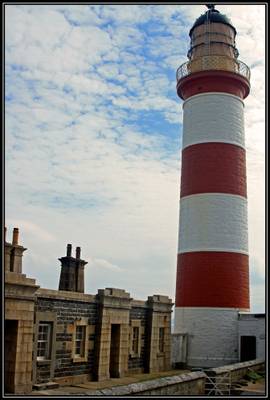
[174,307,244,368]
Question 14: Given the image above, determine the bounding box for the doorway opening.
[240,335,256,361]
[109,324,121,378]
[5,319,18,393]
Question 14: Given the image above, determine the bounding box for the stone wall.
[85,371,206,396]
[206,359,265,384]
[146,295,172,373]
[4,235,173,394]
[34,289,98,385]
[5,272,39,394]
[85,360,263,396]
[93,288,131,381]
[33,288,173,386]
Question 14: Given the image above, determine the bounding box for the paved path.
[232,378,266,396]
[240,379,266,395]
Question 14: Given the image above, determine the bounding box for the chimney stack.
[76,246,81,259]
[59,244,88,293]
[5,227,27,273]
[67,243,72,257]
[12,228,19,245]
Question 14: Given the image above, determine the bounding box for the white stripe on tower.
[178,193,248,254]
[182,93,245,149]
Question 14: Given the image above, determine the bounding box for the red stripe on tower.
[180,142,247,198]
[175,252,249,308]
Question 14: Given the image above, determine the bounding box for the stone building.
[4,228,173,394]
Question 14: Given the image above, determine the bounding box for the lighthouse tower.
[175,5,250,367]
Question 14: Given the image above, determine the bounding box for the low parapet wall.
[206,359,265,382]
[205,359,265,395]
[85,372,206,396]
[85,360,264,396]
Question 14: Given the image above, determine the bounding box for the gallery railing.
[176,55,250,82]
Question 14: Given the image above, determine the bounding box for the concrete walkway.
[239,379,266,396]
[232,378,266,396]
[30,369,190,396]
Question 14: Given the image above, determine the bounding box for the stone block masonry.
[85,371,206,396]
[32,288,173,386]
[34,292,98,384]
[5,234,173,393]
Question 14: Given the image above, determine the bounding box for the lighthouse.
[175,5,250,367]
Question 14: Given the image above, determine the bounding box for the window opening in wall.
[75,325,86,357]
[10,248,15,272]
[159,327,165,353]
[132,326,139,355]
[37,323,52,360]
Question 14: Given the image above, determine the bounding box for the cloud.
[89,258,122,272]
[5,4,265,312]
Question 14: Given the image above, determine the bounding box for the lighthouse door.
[240,335,256,361]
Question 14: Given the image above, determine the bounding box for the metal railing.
[205,371,231,396]
[176,55,250,82]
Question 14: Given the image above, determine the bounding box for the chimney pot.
[76,247,81,259]
[12,228,19,245]
[67,243,72,257]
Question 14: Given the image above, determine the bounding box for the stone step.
[237,379,249,386]
[33,382,59,391]
[46,382,60,389]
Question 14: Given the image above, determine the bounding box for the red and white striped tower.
[174,5,251,367]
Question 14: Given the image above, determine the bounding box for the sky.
[5,4,265,314]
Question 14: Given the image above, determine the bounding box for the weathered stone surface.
[84,372,206,396]
[5,236,173,394]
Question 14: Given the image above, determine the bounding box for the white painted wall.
[171,333,188,365]
[182,92,245,149]
[178,193,248,254]
[174,307,240,368]
[238,314,265,360]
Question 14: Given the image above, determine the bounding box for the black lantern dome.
[189,6,236,37]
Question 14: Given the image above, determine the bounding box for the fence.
[176,55,250,82]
